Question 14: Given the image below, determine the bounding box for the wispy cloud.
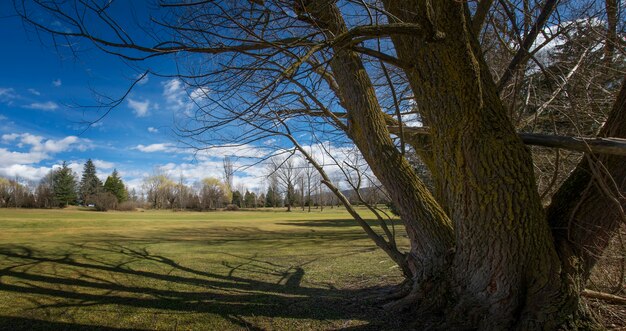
[134,143,177,153]
[27,88,41,96]
[147,127,159,133]
[128,98,150,117]
[163,79,195,114]
[23,101,59,111]
[0,87,18,103]
[52,79,62,87]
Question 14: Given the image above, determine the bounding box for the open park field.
[0,208,406,330]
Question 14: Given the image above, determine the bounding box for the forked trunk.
[301,1,622,329]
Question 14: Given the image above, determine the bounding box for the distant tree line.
[1,156,389,212]
[0,159,131,210]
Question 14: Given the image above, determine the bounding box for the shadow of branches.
[0,242,396,330]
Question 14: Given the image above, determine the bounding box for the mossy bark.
[379,1,580,328]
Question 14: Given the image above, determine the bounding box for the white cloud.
[124,177,145,193]
[0,164,53,181]
[147,127,159,133]
[23,101,59,111]
[128,98,150,117]
[2,132,91,155]
[190,87,211,101]
[163,79,183,102]
[162,79,195,114]
[2,133,20,142]
[67,162,83,176]
[32,136,84,153]
[93,159,115,170]
[134,143,177,153]
[0,148,48,167]
[27,88,41,96]
[18,133,44,147]
[52,79,62,87]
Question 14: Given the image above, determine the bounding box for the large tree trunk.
[379,1,579,328]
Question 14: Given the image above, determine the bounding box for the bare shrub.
[90,192,117,211]
[224,204,239,211]
[116,201,137,211]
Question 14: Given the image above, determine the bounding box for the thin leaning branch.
[497,0,560,91]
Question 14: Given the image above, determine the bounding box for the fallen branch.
[390,126,626,157]
[582,289,626,304]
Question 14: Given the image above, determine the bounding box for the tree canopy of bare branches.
[15,0,626,328]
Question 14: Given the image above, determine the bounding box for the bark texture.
[380,1,580,329]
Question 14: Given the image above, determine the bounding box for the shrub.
[116,201,137,211]
[224,204,239,211]
[90,192,117,211]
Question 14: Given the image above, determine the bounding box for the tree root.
[382,283,421,311]
[359,279,413,302]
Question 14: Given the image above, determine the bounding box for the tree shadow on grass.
[0,242,401,330]
[275,218,404,229]
[0,316,141,331]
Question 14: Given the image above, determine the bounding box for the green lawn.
[0,207,406,330]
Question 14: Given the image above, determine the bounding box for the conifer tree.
[244,190,256,208]
[103,169,127,203]
[52,162,77,207]
[79,159,102,205]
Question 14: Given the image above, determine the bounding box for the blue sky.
[0,2,274,192]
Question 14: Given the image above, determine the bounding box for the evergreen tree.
[244,190,256,208]
[265,187,278,207]
[52,162,77,207]
[103,169,127,203]
[79,159,102,204]
[231,190,243,207]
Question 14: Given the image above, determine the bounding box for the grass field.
[0,207,407,330]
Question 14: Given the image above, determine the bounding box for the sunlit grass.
[0,207,406,330]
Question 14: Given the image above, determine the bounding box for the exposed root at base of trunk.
[364,280,607,330]
[359,279,413,302]
[375,279,414,303]
[382,280,421,311]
